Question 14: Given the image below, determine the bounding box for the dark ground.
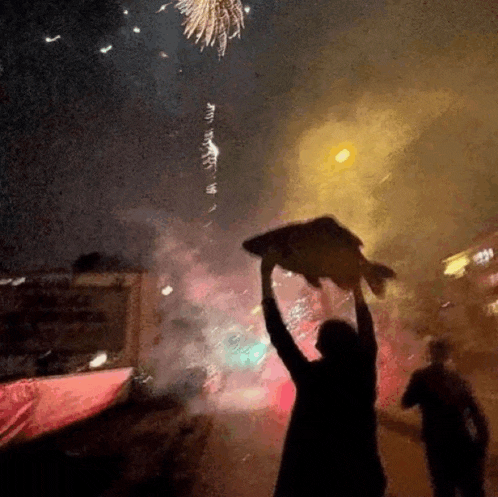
[0,395,213,497]
[2,393,498,496]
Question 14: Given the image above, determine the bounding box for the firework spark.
[201,103,219,228]
[175,0,244,57]
[156,3,172,13]
[206,183,217,194]
[202,133,220,170]
[205,103,216,124]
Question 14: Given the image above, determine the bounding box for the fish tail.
[363,263,396,297]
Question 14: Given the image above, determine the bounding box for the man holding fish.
[244,215,393,497]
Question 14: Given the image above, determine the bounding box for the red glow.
[0,368,132,447]
[273,380,296,412]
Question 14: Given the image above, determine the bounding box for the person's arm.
[466,394,490,451]
[353,284,377,361]
[261,258,308,382]
[401,372,422,409]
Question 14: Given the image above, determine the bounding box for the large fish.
[243,216,396,297]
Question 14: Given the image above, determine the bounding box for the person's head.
[316,319,360,359]
[427,337,451,365]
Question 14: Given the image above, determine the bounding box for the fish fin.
[305,275,322,288]
[363,263,396,297]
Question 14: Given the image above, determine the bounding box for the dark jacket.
[262,297,386,497]
[402,364,489,459]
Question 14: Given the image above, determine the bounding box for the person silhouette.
[260,255,386,497]
[401,337,489,497]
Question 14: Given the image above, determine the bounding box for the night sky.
[3,0,498,358]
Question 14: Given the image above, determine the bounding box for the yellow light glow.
[335,149,350,163]
[325,141,357,172]
[250,305,262,315]
[443,253,471,278]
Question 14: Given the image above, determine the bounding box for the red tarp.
[0,368,133,448]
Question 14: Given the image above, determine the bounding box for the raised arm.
[352,284,378,361]
[261,258,308,382]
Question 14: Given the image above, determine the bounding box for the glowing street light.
[326,141,357,172]
[335,149,350,163]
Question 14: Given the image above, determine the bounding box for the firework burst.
[175,0,244,57]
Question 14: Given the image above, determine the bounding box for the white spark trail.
[201,102,219,228]
[206,183,217,194]
[205,103,216,124]
[156,3,172,13]
[202,130,219,170]
[45,35,61,43]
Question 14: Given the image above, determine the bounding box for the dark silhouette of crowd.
[258,253,489,497]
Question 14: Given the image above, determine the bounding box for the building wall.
[0,270,161,380]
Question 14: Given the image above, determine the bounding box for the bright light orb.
[244,6,251,14]
[335,148,350,163]
[100,45,112,54]
[133,26,141,33]
[326,141,357,172]
[89,352,107,368]
[161,285,173,296]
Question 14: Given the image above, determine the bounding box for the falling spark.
[133,26,141,33]
[100,45,112,54]
[206,183,217,194]
[250,305,262,315]
[124,9,129,15]
[205,103,216,124]
[244,5,250,13]
[11,277,26,286]
[202,102,219,230]
[161,285,174,296]
[202,130,219,170]
[45,35,61,43]
[156,3,172,13]
[159,51,169,58]
[175,0,244,57]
